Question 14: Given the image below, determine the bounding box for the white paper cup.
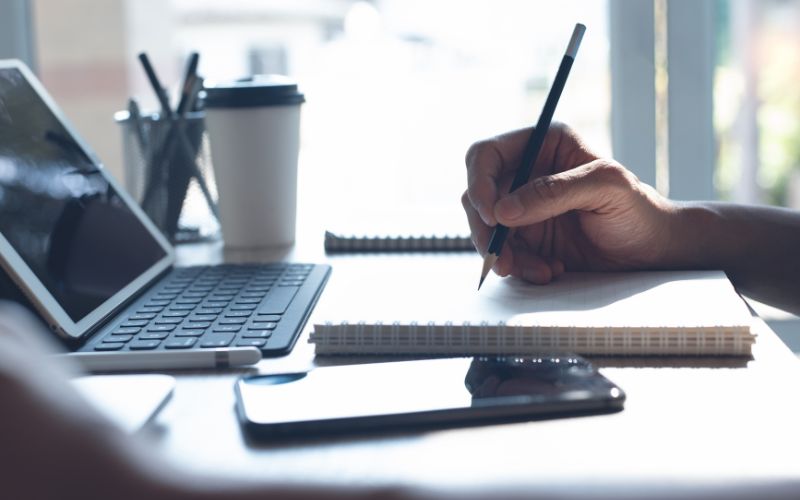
[204,76,304,249]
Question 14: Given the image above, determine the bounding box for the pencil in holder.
[115,106,219,243]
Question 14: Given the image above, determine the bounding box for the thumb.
[493,161,632,227]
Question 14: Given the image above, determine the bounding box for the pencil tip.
[477,254,498,292]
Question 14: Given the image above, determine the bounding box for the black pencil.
[159,52,202,238]
[175,51,200,116]
[126,97,148,153]
[478,23,586,290]
[137,52,173,119]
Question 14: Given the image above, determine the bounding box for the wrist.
[665,201,730,270]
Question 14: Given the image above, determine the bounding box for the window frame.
[609,0,716,201]
[0,0,37,71]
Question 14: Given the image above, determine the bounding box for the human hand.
[462,123,677,284]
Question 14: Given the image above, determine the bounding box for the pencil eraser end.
[566,24,586,59]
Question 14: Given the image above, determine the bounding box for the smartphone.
[235,356,625,439]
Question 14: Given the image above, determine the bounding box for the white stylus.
[59,347,262,372]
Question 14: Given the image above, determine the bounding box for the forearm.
[667,201,800,313]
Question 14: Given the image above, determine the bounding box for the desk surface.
[144,234,800,494]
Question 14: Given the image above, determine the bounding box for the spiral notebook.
[323,206,474,253]
[310,270,755,356]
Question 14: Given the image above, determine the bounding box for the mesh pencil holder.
[115,110,219,243]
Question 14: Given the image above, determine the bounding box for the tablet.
[235,356,625,438]
[0,60,173,341]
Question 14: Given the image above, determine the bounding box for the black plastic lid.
[203,75,305,108]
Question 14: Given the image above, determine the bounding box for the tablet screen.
[0,64,170,330]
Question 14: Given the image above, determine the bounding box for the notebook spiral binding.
[324,231,474,253]
[310,320,754,356]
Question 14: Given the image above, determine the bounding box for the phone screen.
[235,356,625,438]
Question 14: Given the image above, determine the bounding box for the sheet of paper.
[323,268,752,330]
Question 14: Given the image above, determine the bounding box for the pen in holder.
[116,104,219,243]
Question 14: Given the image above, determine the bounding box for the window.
[714,0,800,208]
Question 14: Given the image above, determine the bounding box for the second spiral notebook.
[323,206,473,253]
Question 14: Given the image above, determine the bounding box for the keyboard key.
[254,314,281,322]
[106,334,134,342]
[285,272,309,279]
[171,277,195,283]
[248,322,277,330]
[213,325,242,333]
[176,297,202,304]
[197,307,224,315]
[191,281,216,287]
[230,304,257,311]
[145,299,171,307]
[113,327,141,335]
[182,321,211,329]
[235,297,261,304]
[129,312,157,321]
[139,331,169,340]
[219,317,247,325]
[200,334,234,348]
[146,324,176,332]
[241,330,272,338]
[228,279,251,285]
[138,306,164,314]
[189,314,217,322]
[224,310,252,318]
[129,340,162,350]
[204,300,230,307]
[165,338,197,349]
[169,304,196,311]
[258,286,299,314]
[237,339,267,347]
[94,342,125,351]
[120,320,148,328]
[155,317,184,325]
[162,310,190,318]
[190,283,216,289]
[174,329,204,337]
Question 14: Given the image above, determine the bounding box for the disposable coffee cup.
[203,75,305,249]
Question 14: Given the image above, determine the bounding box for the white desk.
[145,238,800,496]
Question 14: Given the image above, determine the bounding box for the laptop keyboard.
[86,263,330,356]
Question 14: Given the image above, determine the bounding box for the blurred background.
[12,0,800,213]
[2,0,800,349]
